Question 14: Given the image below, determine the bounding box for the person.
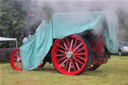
[22,33,31,44]
[22,36,28,44]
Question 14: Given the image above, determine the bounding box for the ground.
[0,56,128,85]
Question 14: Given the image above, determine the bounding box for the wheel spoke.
[57,44,66,50]
[59,59,68,67]
[57,49,66,54]
[15,62,19,68]
[13,58,17,61]
[70,39,74,50]
[63,40,68,49]
[58,56,67,62]
[73,43,83,51]
[75,58,84,65]
[71,60,76,71]
[14,54,20,58]
[56,54,65,57]
[75,62,80,70]
[73,39,77,48]
[77,55,86,61]
[66,38,70,48]
[65,59,69,70]
[76,47,85,52]
[75,53,86,56]
[68,62,71,72]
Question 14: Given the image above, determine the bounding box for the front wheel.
[51,35,92,75]
[10,48,23,71]
[10,48,46,71]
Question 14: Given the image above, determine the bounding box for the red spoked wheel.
[10,48,23,71]
[51,35,92,75]
[37,60,46,68]
[10,49,46,70]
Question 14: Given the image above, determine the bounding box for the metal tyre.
[10,48,23,71]
[51,35,92,75]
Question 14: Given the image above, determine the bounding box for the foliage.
[0,0,26,48]
[0,0,128,48]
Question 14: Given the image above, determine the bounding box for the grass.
[0,56,128,85]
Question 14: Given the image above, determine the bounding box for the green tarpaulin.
[20,12,118,71]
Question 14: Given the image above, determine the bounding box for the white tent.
[0,37,18,47]
[0,37,17,41]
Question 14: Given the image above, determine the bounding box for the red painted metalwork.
[91,41,105,56]
[10,48,23,71]
[93,57,108,65]
[10,48,46,71]
[90,35,109,65]
[51,35,89,75]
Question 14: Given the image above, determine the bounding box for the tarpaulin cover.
[20,12,118,71]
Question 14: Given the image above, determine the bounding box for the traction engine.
[10,30,110,75]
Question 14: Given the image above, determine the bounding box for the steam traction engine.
[10,29,110,75]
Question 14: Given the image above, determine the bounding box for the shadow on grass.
[34,67,105,76]
[84,70,104,75]
[0,61,10,64]
[33,67,58,73]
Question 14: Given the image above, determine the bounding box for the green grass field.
[0,56,128,85]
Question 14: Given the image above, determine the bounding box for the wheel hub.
[66,51,74,58]
[17,57,21,62]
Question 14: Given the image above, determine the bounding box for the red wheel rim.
[10,48,23,71]
[37,60,46,68]
[51,35,88,75]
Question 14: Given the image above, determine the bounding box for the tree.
[0,0,27,48]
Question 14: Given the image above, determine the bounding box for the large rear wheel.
[51,35,92,75]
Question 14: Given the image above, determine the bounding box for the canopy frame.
[0,37,18,48]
